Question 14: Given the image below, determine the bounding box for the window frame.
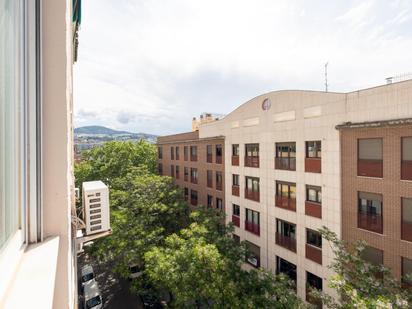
[306,185,322,204]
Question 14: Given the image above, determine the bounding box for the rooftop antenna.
[325,62,329,92]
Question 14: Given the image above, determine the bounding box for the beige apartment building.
[159,80,412,306]
[0,1,80,308]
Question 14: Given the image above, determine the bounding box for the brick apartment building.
[157,79,412,306]
[157,131,225,210]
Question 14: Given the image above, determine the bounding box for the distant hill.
[74,125,133,135]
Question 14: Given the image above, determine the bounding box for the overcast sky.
[74,0,412,135]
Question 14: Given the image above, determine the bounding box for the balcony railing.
[207,154,213,163]
[245,188,259,202]
[402,161,412,181]
[190,155,198,162]
[358,213,383,234]
[305,201,322,219]
[306,244,322,265]
[216,155,222,164]
[232,215,240,227]
[245,221,260,236]
[402,221,412,242]
[305,158,321,173]
[191,177,198,184]
[275,157,296,171]
[275,196,296,212]
[232,185,240,196]
[245,156,259,168]
[232,155,239,166]
[276,233,296,252]
[190,198,198,206]
[216,182,223,191]
[358,159,383,178]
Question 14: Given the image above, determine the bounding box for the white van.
[81,265,95,285]
[83,279,103,309]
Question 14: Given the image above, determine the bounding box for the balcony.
[306,244,322,265]
[358,213,383,234]
[191,177,198,184]
[275,157,296,171]
[232,185,240,196]
[305,158,321,173]
[275,233,296,252]
[245,188,259,202]
[232,215,240,227]
[216,182,223,191]
[245,156,259,168]
[190,155,198,162]
[216,155,222,164]
[402,221,412,242]
[232,155,239,166]
[357,159,383,178]
[207,154,213,163]
[402,160,412,181]
[245,221,260,236]
[275,196,296,212]
[190,198,198,206]
[305,201,322,219]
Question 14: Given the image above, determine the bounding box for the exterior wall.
[42,0,76,308]
[340,124,412,278]
[157,132,225,210]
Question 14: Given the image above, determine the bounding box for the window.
[402,137,412,180]
[207,170,213,188]
[232,144,239,156]
[170,165,174,177]
[175,146,179,160]
[171,147,174,160]
[275,142,296,170]
[232,204,240,216]
[306,229,322,248]
[190,168,198,184]
[158,146,163,159]
[184,167,189,181]
[190,146,197,161]
[216,144,223,164]
[245,144,259,167]
[306,141,321,158]
[306,272,323,308]
[207,195,213,208]
[190,190,198,205]
[245,241,260,267]
[184,188,189,201]
[216,198,223,210]
[358,138,383,177]
[232,174,239,186]
[175,165,180,179]
[184,146,188,161]
[402,257,412,286]
[276,257,296,284]
[275,181,296,211]
[361,246,383,266]
[276,219,296,252]
[306,186,322,203]
[158,163,163,175]
[358,192,383,234]
[245,208,260,235]
[245,176,259,201]
[216,171,223,191]
[402,197,412,242]
[206,145,212,163]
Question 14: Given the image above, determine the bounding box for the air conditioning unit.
[82,181,110,235]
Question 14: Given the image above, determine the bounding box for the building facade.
[157,131,225,210]
[0,1,80,308]
[159,80,412,305]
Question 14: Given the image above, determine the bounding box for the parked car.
[81,265,95,286]
[83,279,103,309]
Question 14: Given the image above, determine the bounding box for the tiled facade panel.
[341,125,412,278]
[157,134,225,209]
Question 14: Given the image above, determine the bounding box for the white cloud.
[74,0,412,135]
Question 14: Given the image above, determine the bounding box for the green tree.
[313,227,412,309]
[144,209,305,308]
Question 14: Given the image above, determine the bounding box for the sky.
[74,0,412,135]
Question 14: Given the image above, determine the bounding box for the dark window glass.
[358,138,382,160]
[232,144,239,156]
[216,144,222,156]
[276,182,296,199]
[233,174,239,186]
[306,141,321,158]
[245,241,260,267]
[207,145,212,155]
[171,147,174,160]
[306,229,322,248]
[158,147,163,159]
[276,142,296,158]
[306,186,322,203]
[402,137,412,161]
[276,219,296,239]
[207,194,213,208]
[216,198,223,210]
[276,256,296,282]
[246,177,259,192]
[358,192,383,233]
[245,144,259,157]
[307,272,322,290]
[361,246,383,266]
[232,204,240,216]
[246,208,259,225]
[175,146,179,160]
